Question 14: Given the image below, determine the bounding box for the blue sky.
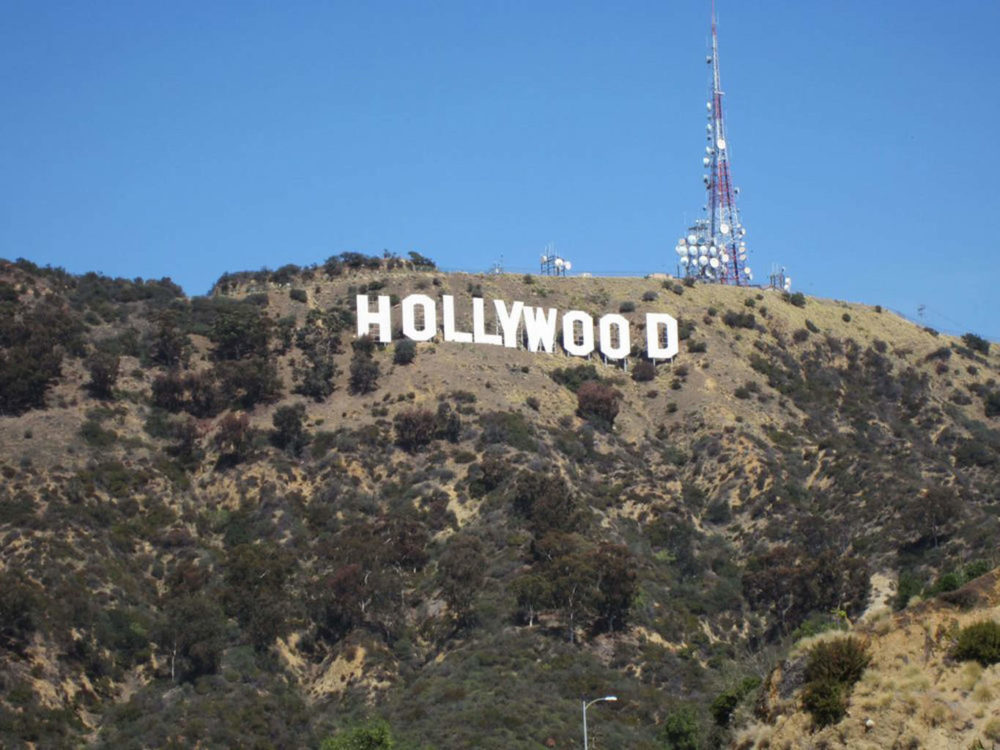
[2,1,998,339]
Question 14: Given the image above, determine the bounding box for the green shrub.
[320,719,395,749]
[783,291,806,308]
[619,301,636,313]
[953,621,1000,666]
[801,678,847,727]
[801,636,869,727]
[393,339,416,365]
[962,333,990,354]
[289,288,307,303]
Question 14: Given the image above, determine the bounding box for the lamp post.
[582,695,617,750]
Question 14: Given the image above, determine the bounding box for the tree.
[223,543,295,650]
[214,412,256,465]
[437,534,486,625]
[149,310,189,367]
[215,357,281,409]
[349,352,380,395]
[86,350,120,399]
[510,471,582,535]
[0,571,42,654]
[576,381,621,429]
[590,543,637,633]
[271,403,308,456]
[158,593,228,682]
[211,304,271,360]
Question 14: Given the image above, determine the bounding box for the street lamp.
[582,695,617,750]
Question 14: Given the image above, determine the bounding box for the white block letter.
[473,298,503,346]
[646,313,679,360]
[494,299,524,348]
[401,294,436,341]
[442,295,473,343]
[599,314,631,359]
[356,294,392,343]
[522,306,558,353]
[562,310,595,357]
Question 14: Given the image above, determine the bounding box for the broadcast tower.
[674,2,752,285]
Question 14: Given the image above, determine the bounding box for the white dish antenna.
[699,255,709,266]
[721,253,730,263]
[540,254,548,263]
[564,261,572,271]
[679,256,690,266]
[703,157,710,167]
[709,257,720,269]
[688,246,698,257]
[554,258,564,268]
[717,138,726,150]
[687,234,697,244]
[720,223,730,235]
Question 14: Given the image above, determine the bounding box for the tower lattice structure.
[674,3,752,285]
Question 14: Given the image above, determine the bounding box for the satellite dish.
[706,102,712,111]
[721,253,730,263]
[720,223,730,234]
[708,246,718,257]
[687,234,697,244]
[705,146,713,154]
[709,258,720,269]
[706,123,713,132]
[555,258,564,268]
[707,56,713,64]
[564,261,572,271]
[680,256,690,266]
[746,272,753,281]
[744,267,752,276]
[540,255,547,263]
[786,277,792,286]
[740,228,747,236]
[699,255,709,266]
[717,138,726,149]
[738,253,748,261]
[675,245,686,256]
[703,157,710,167]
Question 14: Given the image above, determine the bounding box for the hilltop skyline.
[2,1,998,339]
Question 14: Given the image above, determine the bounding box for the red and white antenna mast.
[674,1,752,285]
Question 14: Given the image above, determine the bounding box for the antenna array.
[674,3,752,285]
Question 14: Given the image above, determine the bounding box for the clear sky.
[2,1,998,339]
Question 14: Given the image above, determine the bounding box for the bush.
[687,340,707,353]
[659,706,701,750]
[642,290,658,302]
[619,301,636,313]
[784,291,806,308]
[393,339,416,365]
[289,288,307,303]
[722,310,756,329]
[710,676,761,727]
[953,621,1000,666]
[349,353,380,395]
[576,381,621,428]
[320,719,395,750]
[801,636,870,727]
[632,360,656,382]
[962,333,990,354]
[394,409,437,452]
[550,363,601,392]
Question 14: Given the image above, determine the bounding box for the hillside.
[1,253,999,749]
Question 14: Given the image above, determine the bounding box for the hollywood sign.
[356,294,680,360]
